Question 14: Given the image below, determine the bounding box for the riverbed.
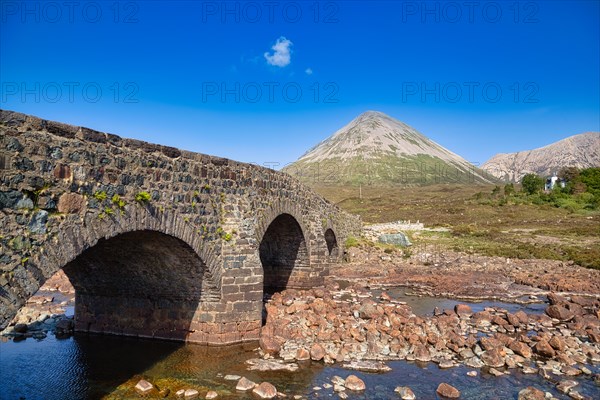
[1,290,598,399]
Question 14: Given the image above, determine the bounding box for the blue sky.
[1,0,599,168]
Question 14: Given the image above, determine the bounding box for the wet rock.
[517,387,545,400]
[556,380,578,394]
[310,343,325,361]
[13,323,27,333]
[205,390,218,399]
[509,341,533,358]
[395,386,416,399]
[252,382,277,399]
[134,379,154,395]
[413,344,432,362]
[436,382,460,398]
[246,358,298,372]
[481,348,505,368]
[259,334,281,355]
[344,375,366,391]
[184,389,199,399]
[236,377,256,391]
[534,340,556,358]
[342,360,391,373]
[454,304,473,318]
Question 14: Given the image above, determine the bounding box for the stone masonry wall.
[0,110,362,344]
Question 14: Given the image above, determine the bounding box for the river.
[1,291,598,399]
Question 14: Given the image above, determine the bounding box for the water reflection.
[370,286,547,316]
[0,333,323,400]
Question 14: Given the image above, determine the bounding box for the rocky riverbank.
[1,270,75,340]
[259,284,600,399]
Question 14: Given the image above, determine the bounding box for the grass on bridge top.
[314,184,600,270]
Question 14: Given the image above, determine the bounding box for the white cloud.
[264,37,293,67]
[305,68,313,75]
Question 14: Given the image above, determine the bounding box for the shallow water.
[2,332,599,400]
[372,286,547,316]
[1,289,597,400]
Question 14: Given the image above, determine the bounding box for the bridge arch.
[324,228,339,258]
[255,201,312,294]
[3,207,222,339]
[259,213,309,295]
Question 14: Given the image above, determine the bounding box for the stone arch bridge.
[0,110,361,344]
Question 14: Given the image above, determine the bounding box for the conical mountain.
[482,132,600,182]
[283,111,495,186]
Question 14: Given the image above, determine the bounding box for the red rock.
[549,336,566,351]
[344,375,366,391]
[509,341,532,358]
[436,382,460,398]
[310,343,325,361]
[454,304,473,317]
[296,348,310,361]
[507,313,521,327]
[513,310,529,324]
[236,377,256,391]
[492,315,509,326]
[518,387,545,400]
[57,192,85,214]
[534,340,556,358]
[547,292,567,305]
[53,164,71,180]
[252,382,277,399]
[481,348,505,368]
[413,344,432,362]
[259,335,281,355]
[546,305,574,321]
[480,337,503,351]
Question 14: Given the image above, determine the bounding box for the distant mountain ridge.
[283,111,496,186]
[482,132,600,182]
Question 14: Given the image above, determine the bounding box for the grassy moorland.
[315,184,600,269]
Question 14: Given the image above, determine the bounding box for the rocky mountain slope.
[482,132,600,182]
[283,111,495,186]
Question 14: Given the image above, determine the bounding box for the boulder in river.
[252,382,277,399]
[395,386,416,399]
[436,382,460,398]
[344,375,366,391]
[134,379,154,394]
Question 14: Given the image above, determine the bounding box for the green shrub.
[521,174,545,195]
[111,194,126,210]
[135,191,151,203]
[345,236,359,248]
[93,191,107,202]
